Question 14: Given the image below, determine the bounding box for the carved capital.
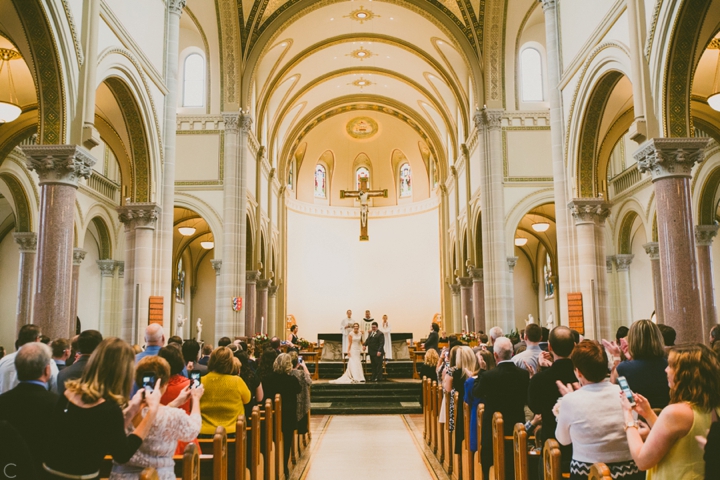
[473,107,503,131]
[210,259,222,276]
[568,198,612,225]
[695,224,719,247]
[643,242,660,260]
[222,113,240,132]
[116,261,125,278]
[22,145,96,187]
[635,137,710,180]
[117,203,161,230]
[73,248,87,266]
[457,276,473,288]
[240,112,253,132]
[257,278,272,291]
[268,285,278,297]
[167,0,186,15]
[448,282,461,295]
[540,0,557,12]
[606,256,615,272]
[468,267,484,282]
[614,254,634,271]
[13,232,37,253]
[246,270,261,284]
[507,256,519,273]
[97,259,116,277]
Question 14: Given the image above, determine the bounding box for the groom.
[364,321,385,382]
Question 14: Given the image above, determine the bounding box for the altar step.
[310,380,422,415]
[306,360,414,379]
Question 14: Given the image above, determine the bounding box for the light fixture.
[200,241,214,250]
[709,41,720,112]
[515,237,528,246]
[0,48,22,124]
[178,226,196,236]
[532,222,550,232]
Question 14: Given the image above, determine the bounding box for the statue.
[196,318,203,341]
[175,315,185,338]
[526,314,535,325]
[546,312,555,329]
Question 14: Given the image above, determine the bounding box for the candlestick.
[261,316,265,334]
[464,315,469,333]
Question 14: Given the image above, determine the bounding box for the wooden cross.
[340,177,388,241]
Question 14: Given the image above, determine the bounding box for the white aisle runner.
[303,415,434,480]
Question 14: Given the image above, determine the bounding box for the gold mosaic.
[346,117,379,139]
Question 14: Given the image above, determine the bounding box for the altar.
[318,333,413,361]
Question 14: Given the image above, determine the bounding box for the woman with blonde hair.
[419,348,439,382]
[444,346,479,458]
[43,338,162,479]
[621,343,720,479]
[199,347,251,437]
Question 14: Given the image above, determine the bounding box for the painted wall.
[78,230,102,334]
[0,234,19,348]
[513,252,540,331]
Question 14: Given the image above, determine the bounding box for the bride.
[331,323,365,383]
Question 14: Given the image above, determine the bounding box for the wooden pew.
[213,427,228,480]
[443,390,453,474]
[431,380,439,454]
[588,463,612,480]
[462,399,473,480]
[488,412,505,480]
[437,382,445,463]
[273,394,286,480]
[475,404,484,480]
[513,423,529,480]
[234,416,248,480]
[423,378,429,444]
[140,467,159,480]
[452,391,460,479]
[180,443,201,480]
[247,407,263,480]
[263,399,276,480]
[542,439,562,480]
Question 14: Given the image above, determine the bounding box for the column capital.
[210,259,222,276]
[643,242,660,259]
[606,256,615,272]
[468,267,484,282]
[540,0,557,11]
[13,232,37,253]
[240,111,253,132]
[116,260,125,278]
[635,137,710,180]
[73,248,87,266]
[117,203,161,230]
[22,145,96,187]
[269,285,278,297]
[695,224,720,246]
[568,198,612,225]
[167,0,186,15]
[457,276,473,288]
[507,256,519,273]
[97,259,116,277]
[448,282,461,295]
[473,107,503,131]
[222,112,240,132]
[257,278,272,290]
[246,270,261,284]
[615,254,635,271]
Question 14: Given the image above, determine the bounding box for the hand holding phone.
[142,374,156,393]
[298,356,303,364]
[617,376,636,407]
[190,371,201,389]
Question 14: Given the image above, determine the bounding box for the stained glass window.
[356,167,370,189]
[287,161,294,189]
[183,53,205,107]
[544,253,554,298]
[314,164,326,198]
[399,163,412,197]
[521,48,543,102]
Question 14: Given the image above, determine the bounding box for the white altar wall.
[287,202,442,345]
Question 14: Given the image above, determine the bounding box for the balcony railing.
[87,170,120,203]
[608,164,642,198]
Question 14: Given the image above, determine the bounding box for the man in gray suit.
[363,322,385,382]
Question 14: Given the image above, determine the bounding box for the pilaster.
[696,225,719,336]
[13,232,37,333]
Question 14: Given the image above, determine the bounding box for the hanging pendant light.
[515,237,528,246]
[178,226,196,236]
[0,48,22,124]
[532,222,550,232]
[200,241,214,250]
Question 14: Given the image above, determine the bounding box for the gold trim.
[344,6,380,24]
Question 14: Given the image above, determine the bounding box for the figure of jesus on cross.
[340,177,387,241]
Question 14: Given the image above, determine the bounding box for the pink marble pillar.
[636,138,709,343]
[643,242,664,324]
[469,267,485,334]
[695,225,718,340]
[13,232,37,333]
[458,276,473,332]
[245,271,260,335]
[256,278,271,334]
[449,282,461,333]
[22,145,95,339]
[70,248,87,328]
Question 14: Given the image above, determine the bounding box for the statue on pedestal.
[175,315,185,338]
[196,318,203,341]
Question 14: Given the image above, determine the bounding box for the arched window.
[314,164,326,198]
[399,163,412,197]
[520,48,543,102]
[356,167,370,189]
[183,53,205,107]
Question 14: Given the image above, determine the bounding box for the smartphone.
[617,376,636,406]
[298,356,303,364]
[190,371,201,389]
[142,374,156,393]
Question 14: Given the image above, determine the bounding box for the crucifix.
[340,177,388,241]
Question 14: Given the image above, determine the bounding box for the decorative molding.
[116,260,125,277]
[257,278,272,290]
[635,138,711,180]
[268,285,278,297]
[644,0,662,59]
[246,270,261,284]
[13,232,37,253]
[177,115,225,130]
[468,267,483,282]
[97,259,116,277]
[240,112,253,133]
[568,198,612,225]
[507,256,519,273]
[22,145,96,186]
[167,0,187,15]
[457,276,473,288]
[643,241,659,260]
[695,225,719,247]
[614,254,634,271]
[117,202,161,229]
[60,0,84,65]
[210,259,222,275]
[473,107,503,131]
[606,256,615,273]
[449,282,461,295]
[73,248,87,266]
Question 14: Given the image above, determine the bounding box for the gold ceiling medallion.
[346,47,376,61]
[344,6,379,24]
[348,77,375,89]
[346,117,379,139]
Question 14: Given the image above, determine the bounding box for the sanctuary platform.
[310,380,422,415]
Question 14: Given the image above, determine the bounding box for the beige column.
[210,259,222,341]
[474,108,512,332]
[114,261,124,337]
[245,270,260,334]
[541,0,573,322]
[507,256,519,329]
[635,138,709,343]
[469,267,485,333]
[13,232,37,333]
[614,254,635,327]
[449,282,461,333]
[118,203,161,344]
[22,145,95,339]
[256,278,271,334]
[568,198,612,339]
[268,285,278,338]
[606,256,617,326]
[642,242,664,323]
[70,248,87,328]
[458,277,473,332]
[695,225,719,338]
[97,259,117,336]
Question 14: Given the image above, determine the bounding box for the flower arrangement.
[253,333,269,351]
[460,331,477,343]
[297,337,311,349]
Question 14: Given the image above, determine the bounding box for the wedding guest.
[263,354,301,478]
[622,343,720,479]
[43,338,162,479]
[199,347,250,436]
[51,338,70,371]
[289,351,312,435]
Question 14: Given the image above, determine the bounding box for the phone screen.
[190,371,201,389]
[298,356,303,364]
[617,376,635,406]
[142,374,155,393]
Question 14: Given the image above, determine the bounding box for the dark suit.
[364,330,385,381]
[0,382,58,475]
[189,363,208,376]
[473,361,530,480]
[424,331,439,352]
[57,355,89,396]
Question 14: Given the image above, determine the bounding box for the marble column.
[696,225,719,338]
[507,257,518,330]
[457,277,473,332]
[614,254,635,327]
[118,203,161,344]
[22,145,95,339]
[635,138,709,343]
[210,259,222,341]
[245,271,260,335]
[568,198,612,339]
[642,242,664,323]
[475,108,512,332]
[114,261,124,338]
[268,285,278,338]
[70,248,87,328]
[97,259,116,336]
[541,0,573,322]
[449,282,461,333]
[469,267,485,334]
[606,256,617,325]
[256,278,271,334]
[13,232,37,333]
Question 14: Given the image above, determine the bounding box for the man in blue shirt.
[136,324,166,362]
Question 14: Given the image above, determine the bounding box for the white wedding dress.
[331,332,365,383]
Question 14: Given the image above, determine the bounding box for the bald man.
[136,324,166,362]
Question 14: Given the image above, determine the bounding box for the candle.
[261,316,265,334]
[464,315,469,333]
